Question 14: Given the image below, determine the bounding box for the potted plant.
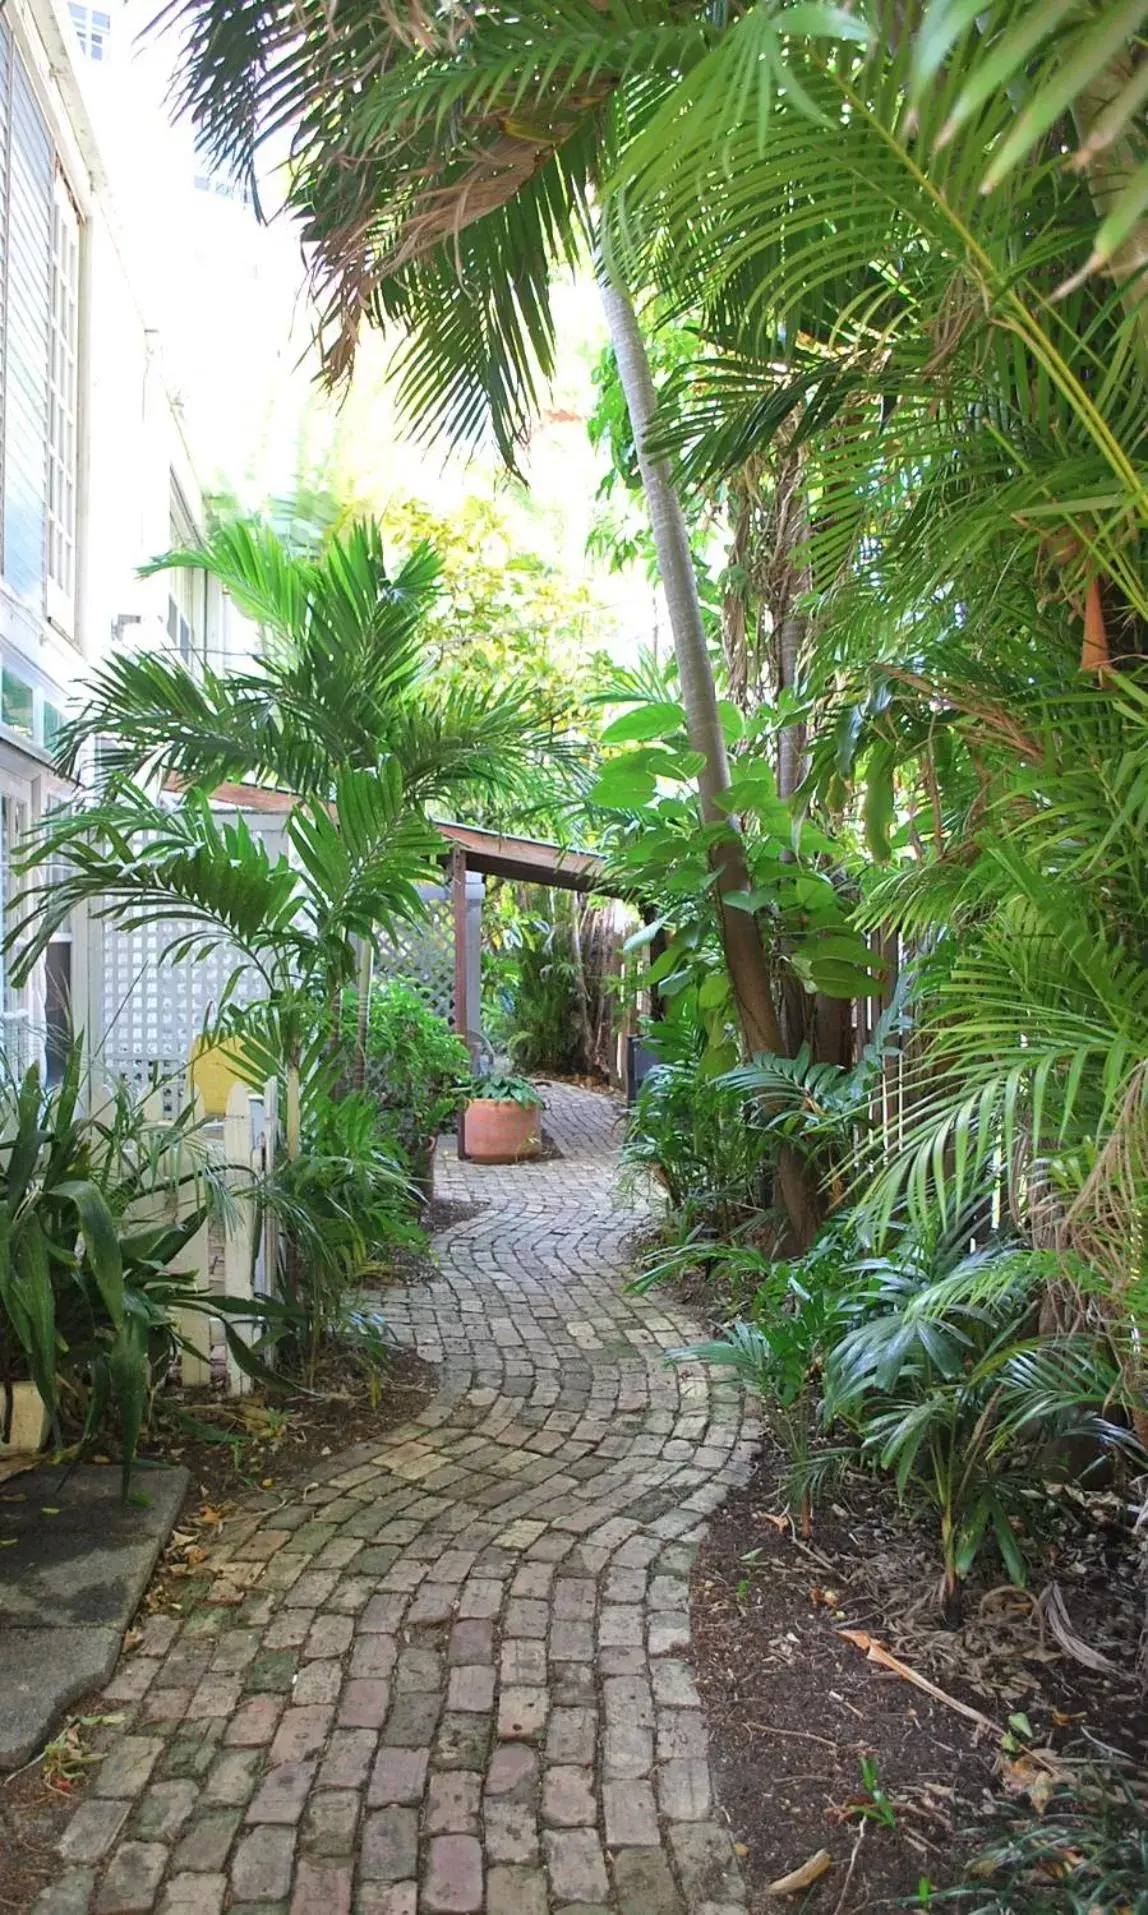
[464,1073,545,1164]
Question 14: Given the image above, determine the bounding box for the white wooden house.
[0,0,232,1079]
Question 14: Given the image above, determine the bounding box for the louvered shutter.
[2,47,51,609]
[47,174,79,628]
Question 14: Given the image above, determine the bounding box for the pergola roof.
[198,784,610,894]
[436,821,606,892]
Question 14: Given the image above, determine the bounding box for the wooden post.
[222,1081,257,1395]
[451,847,469,1159]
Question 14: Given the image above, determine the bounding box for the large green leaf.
[587,763,657,809]
[57,1180,124,1330]
[107,1322,150,1499]
[600,700,687,743]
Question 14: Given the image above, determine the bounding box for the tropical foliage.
[32,0,1147,1796]
[4,511,561,1445]
[0,1047,291,1489]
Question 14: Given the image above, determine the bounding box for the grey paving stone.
[544,1828,609,1904]
[486,1864,548,1915]
[422,1833,483,1912]
[231,1824,296,1900]
[158,1872,227,1915]
[33,1087,753,1915]
[172,1807,242,1872]
[30,1869,96,1915]
[94,1841,167,1913]
[612,1846,685,1914]
[360,1806,418,1881]
[58,1798,131,1864]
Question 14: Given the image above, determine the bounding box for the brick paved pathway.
[38,1084,758,1915]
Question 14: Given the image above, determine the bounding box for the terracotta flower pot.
[464,1098,542,1164]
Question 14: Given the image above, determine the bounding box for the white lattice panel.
[378,890,455,1019]
[94,844,484,1081]
[99,909,265,1087]
[97,807,285,1086]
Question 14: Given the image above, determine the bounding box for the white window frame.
[68,6,111,64]
[46,172,80,634]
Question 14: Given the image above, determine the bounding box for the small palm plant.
[825,1238,1140,1621]
[668,1237,857,1535]
[53,513,560,1089]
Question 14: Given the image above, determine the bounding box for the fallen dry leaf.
[999,1752,1064,1814]
[764,1848,832,1896]
[837,1629,1003,1735]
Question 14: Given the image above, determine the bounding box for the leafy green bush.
[669,1239,857,1532]
[670,1216,1141,1613]
[824,1234,1138,1620]
[0,1049,288,1491]
[622,1056,775,1234]
[265,1089,417,1378]
[346,981,471,1168]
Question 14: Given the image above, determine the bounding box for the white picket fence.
[95,1072,280,1396]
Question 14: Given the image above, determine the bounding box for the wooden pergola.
[190,786,614,1061]
[435,822,607,1053]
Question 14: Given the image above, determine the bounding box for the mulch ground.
[692,1440,1148,1912]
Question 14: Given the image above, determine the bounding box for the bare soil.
[693,1441,1148,1912]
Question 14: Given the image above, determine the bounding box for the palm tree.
[159,0,837,1243]
[158,0,1148,1243]
[64,515,546,808]
[59,512,560,1087]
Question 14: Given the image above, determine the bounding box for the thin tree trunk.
[568,896,593,1075]
[599,271,817,1247]
[352,937,373,1092]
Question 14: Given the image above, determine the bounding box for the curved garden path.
[40,1083,758,1915]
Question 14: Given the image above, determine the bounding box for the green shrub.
[669,1243,856,1533]
[0,1048,288,1491]
[670,1216,1141,1611]
[344,981,471,1167]
[622,1056,775,1234]
[824,1234,1139,1619]
[265,1088,417,1378]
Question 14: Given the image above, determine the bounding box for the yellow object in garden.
[189,1037,247,1117]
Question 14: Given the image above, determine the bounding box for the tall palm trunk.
[599,272,818,1248]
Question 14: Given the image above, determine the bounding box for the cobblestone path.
[39,1084,758,1915]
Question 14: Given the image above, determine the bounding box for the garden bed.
[693,1443,1148,1911]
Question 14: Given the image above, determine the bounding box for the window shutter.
[46,174,79,629]
[2,52,51,609]
[0,27,8,548]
